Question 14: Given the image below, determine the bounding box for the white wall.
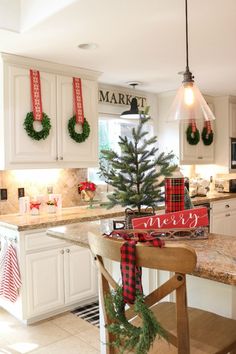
[20,0,77,31]
[0,0,20,32]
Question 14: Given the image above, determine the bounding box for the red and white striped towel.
[0,238,8,282]
[0,244,21,302]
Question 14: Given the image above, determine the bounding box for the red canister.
[165,169,185,213]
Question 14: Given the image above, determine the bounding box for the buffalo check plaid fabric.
[120,240,143,304]
[118,233,165,304]
[165,177,185,213]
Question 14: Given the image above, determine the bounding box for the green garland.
[23,112,51,141]
[68,116,90,143]
[105,286,167,354]
[201,127,214,145]
[186,124,200,145]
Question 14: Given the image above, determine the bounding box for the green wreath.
[201,127,214,145]
[68,116,90,143]
[23,112,51,141]
[186,124,200,145]
[105,286,167,354]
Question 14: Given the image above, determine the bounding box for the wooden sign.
[132,207,209,230]
[98,88,147,108]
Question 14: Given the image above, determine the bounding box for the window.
[88,115,154,184]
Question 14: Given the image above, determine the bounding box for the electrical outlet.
[0,188,7,200]
[18,188,25,198]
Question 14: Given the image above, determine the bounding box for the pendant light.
[167,0,216,122]
[120,83,150,119]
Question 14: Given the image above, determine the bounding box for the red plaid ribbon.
[107,231,164,304]
[165,178,185,213]
[30,70,43,121]
[73,77,84,124]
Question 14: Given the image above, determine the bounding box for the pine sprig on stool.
[105,286,167,354]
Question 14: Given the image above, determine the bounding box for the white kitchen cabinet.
[57,75,98,166]
[157,92,215,165]
[7,65,57,165]
[26,248,64,317]
[210,198,236,236]
[0,53,100,169]
[179,120,214,165]
[229,102,236,138]
[64,245,97,305]
[0,225,98,324]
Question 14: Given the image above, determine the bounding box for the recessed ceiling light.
[78,43,98,50]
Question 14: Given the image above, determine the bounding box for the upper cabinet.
[213,95,236,173]
[0,53,100,169]
[179,119,215,165]
[229,102,236,138]
[157,92,215,165]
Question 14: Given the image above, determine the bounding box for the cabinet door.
[57,75,98,167]
[180,121,214,164]
[26,249,64,317]
[229,103,236,138]
[210,210,236,236]
[64,245,98,305]
[210,212,227,235]
[6,65,57,166]
[225,210,236,236]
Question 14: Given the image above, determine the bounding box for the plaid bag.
[165,177,185,213]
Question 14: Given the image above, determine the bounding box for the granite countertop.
[0,206,125,231]
[1,192,236,231]
[47,222,236,286]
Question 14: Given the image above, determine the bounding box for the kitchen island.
[47,221,236,353]
[0,194,235,325]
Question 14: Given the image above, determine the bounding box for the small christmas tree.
[100,116,176,213]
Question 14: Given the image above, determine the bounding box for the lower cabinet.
[26,248,64,317]
[64,245,97,305]
[0,225,98,323]
[26,244,98,319]
[210,199,236,236]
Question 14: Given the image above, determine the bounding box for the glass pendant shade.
[166,81,216,122]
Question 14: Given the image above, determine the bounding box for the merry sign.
[132,207,209,230]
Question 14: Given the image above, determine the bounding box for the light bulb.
[184,86,194,106]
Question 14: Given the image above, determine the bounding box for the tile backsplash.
[0,168,87,215]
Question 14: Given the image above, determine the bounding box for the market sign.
[98,87,147,108]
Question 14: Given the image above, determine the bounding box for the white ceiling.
[0,0,236,95]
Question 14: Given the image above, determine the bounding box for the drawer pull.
[66,249,70,253]
[225,213,231,217]
[225,204,230,208]
[197,156,203,159]
[60,249,64,254]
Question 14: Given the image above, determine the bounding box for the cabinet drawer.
[211,199,236,214]
[25,230,68,252]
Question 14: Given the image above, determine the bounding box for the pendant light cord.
[185,0,189,71]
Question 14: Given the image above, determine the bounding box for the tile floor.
[0,307,178,353]
[0,307,100,354]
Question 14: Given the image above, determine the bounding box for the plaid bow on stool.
[120,233,165,305]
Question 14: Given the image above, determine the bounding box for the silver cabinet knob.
[59,156,63,160]
[225,204,230,208]
[225,213,231,217]
[60,250,64,254]
[66,249,70,253]
[56,156,58,160]
[197,156,203,159]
